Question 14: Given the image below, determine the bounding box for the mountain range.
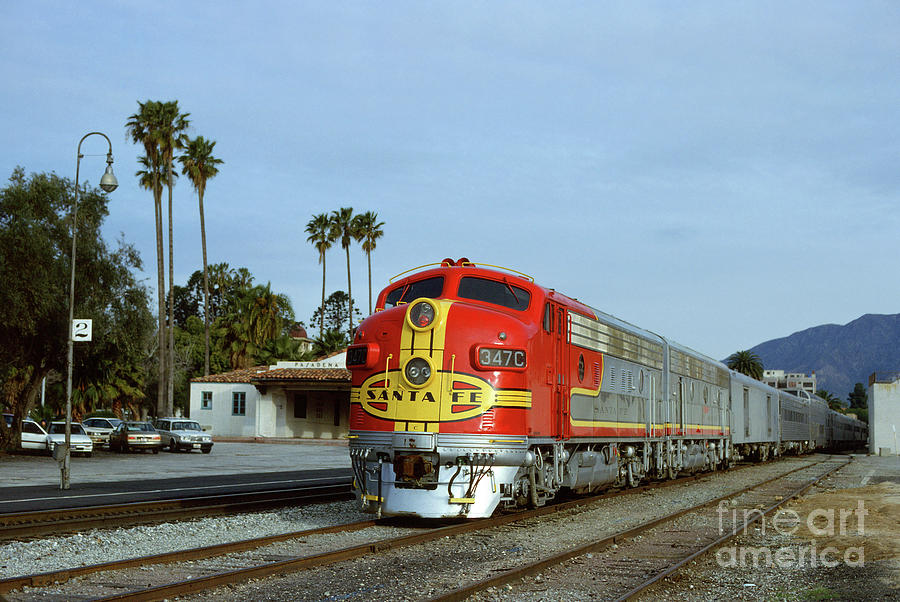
[746,313,900,401]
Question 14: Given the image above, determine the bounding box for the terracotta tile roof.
[191,365,350,384]
[191,366,270,383]
[252,368,350,382]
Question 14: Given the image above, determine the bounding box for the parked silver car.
[82,417,123,447]
[46,421,94,457]
[154,418,213,453]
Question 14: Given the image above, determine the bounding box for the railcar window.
[384,277,444,308]
[543,303,552,332]
[743,388,750,437]
[458,277,531,311]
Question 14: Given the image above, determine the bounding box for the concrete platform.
[0,440,352,488]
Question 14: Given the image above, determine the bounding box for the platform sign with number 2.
[72,319,92,342]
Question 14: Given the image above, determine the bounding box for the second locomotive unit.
[346,259,866,518]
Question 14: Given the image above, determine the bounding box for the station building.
[188,352,350,440]
[868,372,900,455]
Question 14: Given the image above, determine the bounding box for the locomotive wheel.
[667,463,677,480]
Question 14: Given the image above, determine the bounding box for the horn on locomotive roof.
[390,259,534,282]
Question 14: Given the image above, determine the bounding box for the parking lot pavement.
[0,440,351,487]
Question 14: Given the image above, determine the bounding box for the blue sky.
[2,2,898,361]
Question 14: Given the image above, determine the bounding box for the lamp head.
[100,153,118,193]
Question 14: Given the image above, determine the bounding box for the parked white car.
[154,418,213,453]
[46,421,94,457]
[3,414,49,452]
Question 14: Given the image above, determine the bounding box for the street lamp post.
[62,132,118,490]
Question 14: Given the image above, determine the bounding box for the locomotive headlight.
[406,299,439,331]
[402,356,434,388]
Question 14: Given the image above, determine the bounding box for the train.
[346,259,868,518]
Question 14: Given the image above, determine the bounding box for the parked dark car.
[108,421,163,453]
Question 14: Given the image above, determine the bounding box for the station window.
[201,391,212,410]
[232,392,246,416]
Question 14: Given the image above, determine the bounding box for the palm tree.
[178,136,223,377]
[126,101,167,416]
[305,213,333,336]
[151,101,190,416]
[313,329,350,357]
[816,389,843,411]
[248,284,285,346]
[330,207,363,336]
[357,211,384,315]
[725,350,764,380]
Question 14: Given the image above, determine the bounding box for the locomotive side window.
[543,303,552,333]
[458,277,531,311]
[384,277,444,308]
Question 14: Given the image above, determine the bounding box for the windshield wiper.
[503,279,520,304]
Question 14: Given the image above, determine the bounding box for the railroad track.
[0,457,829,601]
[0,477,353,541]
[434,455,851,601]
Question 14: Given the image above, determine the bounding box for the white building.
[868,372,900,455]
[189,352,350,439]
[762,369,817,395]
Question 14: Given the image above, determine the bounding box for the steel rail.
[0,519,377,594]
[0,471,709,596]
[429,456,847,602]
[617,456,851,601]
[67,461,799,601]
[0,479,353,540]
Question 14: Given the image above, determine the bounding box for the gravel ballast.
[6,455,891,601]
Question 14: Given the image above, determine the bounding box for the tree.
[330,207,364,336]
[357,211,384,315]
[313,329,350,356]
[0,168,153,450]
[127,101,168,416]
[158,101,191,416]
[725,350,764,380]
[310,291,362,335]
[257,335,313,366]
[847,383,868,409]
[816,389,843,411]
[172,282,201,328]
[178,135,223,377]
[248,284,289,345]
[305,213,333,337]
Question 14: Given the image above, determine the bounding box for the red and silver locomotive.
[346,259,865,518]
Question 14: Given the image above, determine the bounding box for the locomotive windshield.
[384,276,444,308]
[457,276,531,311]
